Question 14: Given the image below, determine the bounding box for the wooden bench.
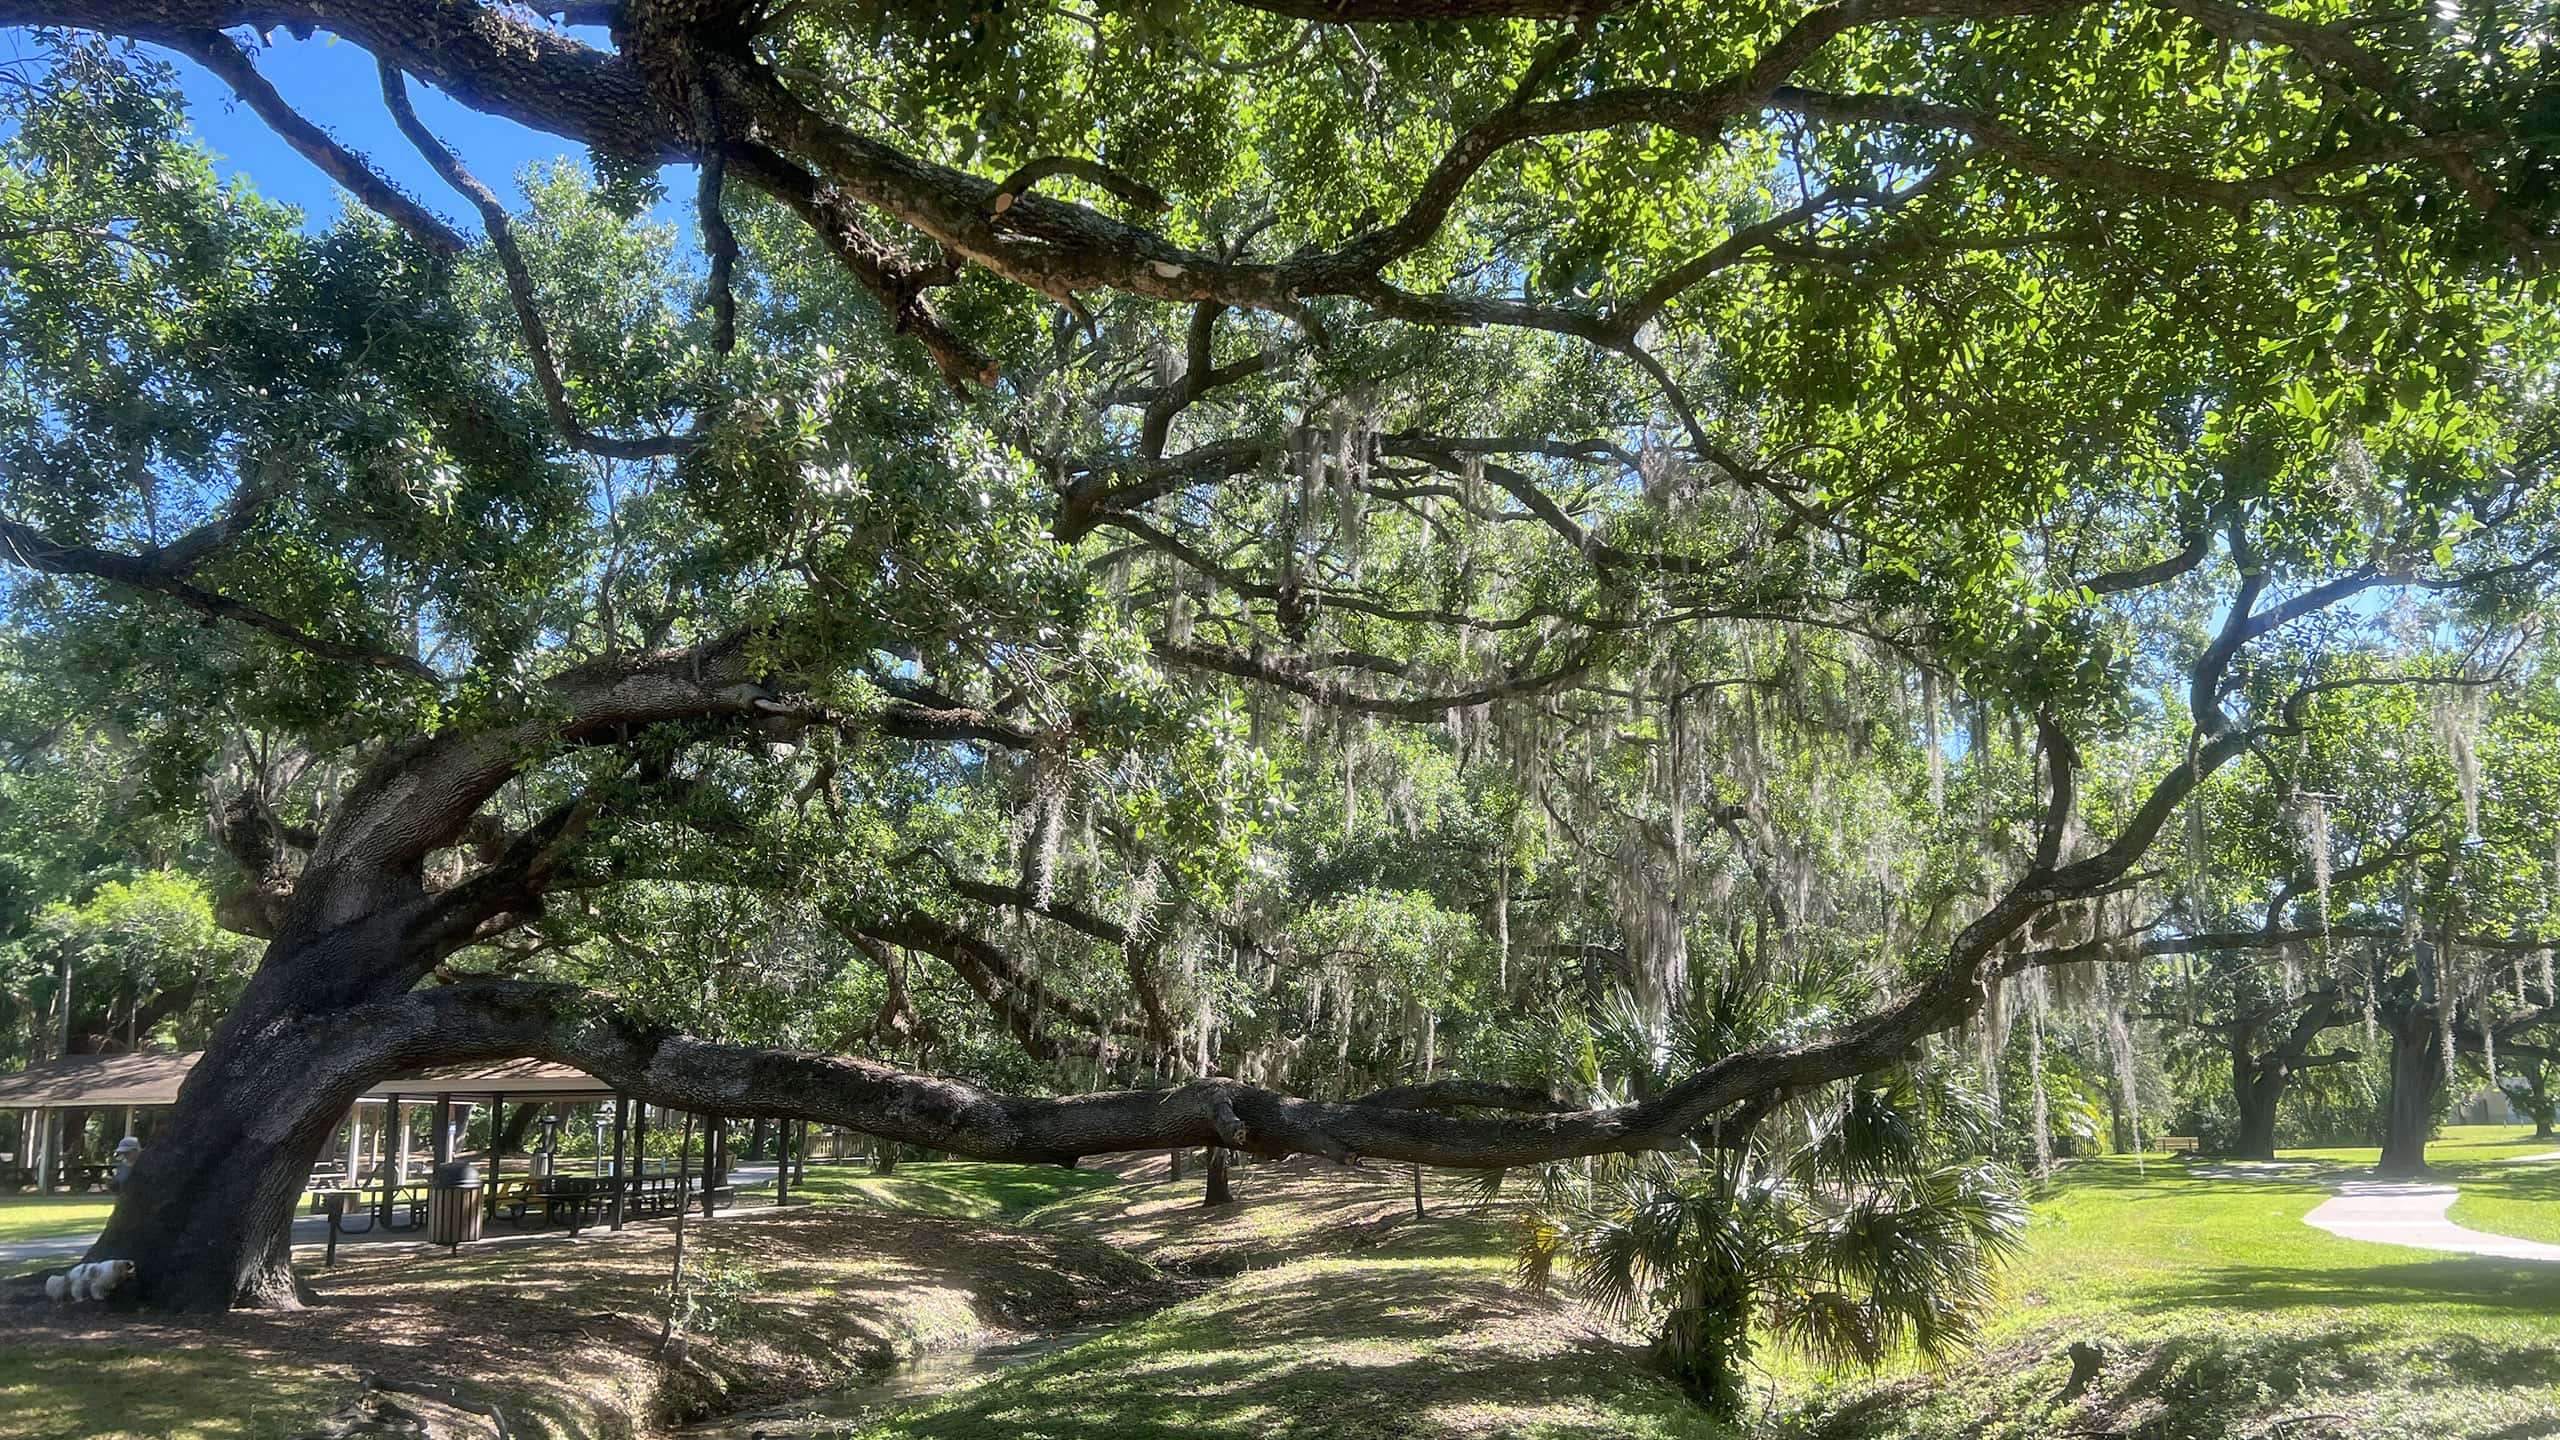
[2162,1135,2201,1156]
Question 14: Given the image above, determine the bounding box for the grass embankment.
[849,1161,1730,1440]
[1786,1125,2560,1439]
[789,1160,1119,1222]
[0,1163,1158,1440]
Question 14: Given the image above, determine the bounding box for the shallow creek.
[683,1321,1122,1437]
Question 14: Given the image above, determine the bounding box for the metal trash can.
[314,1187,361,1266]
[427,1161,484,1251]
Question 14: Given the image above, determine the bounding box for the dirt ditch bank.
[0,1201,1180,1440]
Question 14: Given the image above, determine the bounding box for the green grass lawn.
[2145,1122,2560,1249]
[14,1136,2560,1440]
[0,1194,115,1244]
[0,1347,344,1440]
[788,1161,1118,1223]
[1783,1132,2560,1439]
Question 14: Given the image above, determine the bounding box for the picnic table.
[294,1163,740,1241]
[485,1169,730,1233]
[489,1174,608,1233]
[305,1176,430,1232]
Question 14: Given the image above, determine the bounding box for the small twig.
[2258,1414,2353,1439]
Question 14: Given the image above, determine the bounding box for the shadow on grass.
[2122,1256,2560,1318]
[1803,1322,2560,1440]
[850,1253,1725,1440]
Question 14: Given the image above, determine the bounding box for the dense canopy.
[0,0,2555,1326]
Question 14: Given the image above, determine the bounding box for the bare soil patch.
[0,1201,1176,1440]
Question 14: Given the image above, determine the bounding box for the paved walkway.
[0,1164,782,1270]
[2305,1179,2560,1263]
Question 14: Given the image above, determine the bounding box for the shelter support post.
[484,1091,506,1216]
[390,1095,410,1183]
[609,1093,629,1231]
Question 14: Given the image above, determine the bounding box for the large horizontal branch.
[293,633,1041,921]
[328,558,2357,1172]
[0,508,437,681]
[382,977,1837,1166]
[14,1,686,159]
[1157,638,1599,719]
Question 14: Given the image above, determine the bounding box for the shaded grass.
[1024,1156,1477,1275]
[0,1175,1172,1440]
[0,1345,343,1440]
[847,1252,1728,1440]
[2414,1127,2560,1248]
[792,1162,1116,1223]
[853,1163,1729,1440]
[1784,1137,2560,1439]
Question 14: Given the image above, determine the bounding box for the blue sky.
[4,23,675,229]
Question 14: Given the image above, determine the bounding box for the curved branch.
[0,509,438,681]
[1157,638,1599,719]
[378,61,704,461]
[168,29,467,256]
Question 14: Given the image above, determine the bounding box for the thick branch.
[168,29,467,255]
[379,61,702,460]
[0,509,437,680]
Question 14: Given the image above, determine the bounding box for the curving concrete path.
[2304,1179,2560,1263]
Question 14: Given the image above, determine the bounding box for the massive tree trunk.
[2517,1056,2559,1139]
[2377,1007,2444,1177]
[85,909,431,1309]
[2223,985,2350,1164]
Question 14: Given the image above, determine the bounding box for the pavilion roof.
[0,1051,196,1108]
[0,1052,614,1108]
[361,1059,615,1100]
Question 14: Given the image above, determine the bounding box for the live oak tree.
[2118,645,2560,1170]
[1,0,2557,1313]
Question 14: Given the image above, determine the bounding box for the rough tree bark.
[2377,1002,2445,1177]
[2223,985,2354,1163]
[89,910,451,1308]
[1202,1145,1234,1208]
